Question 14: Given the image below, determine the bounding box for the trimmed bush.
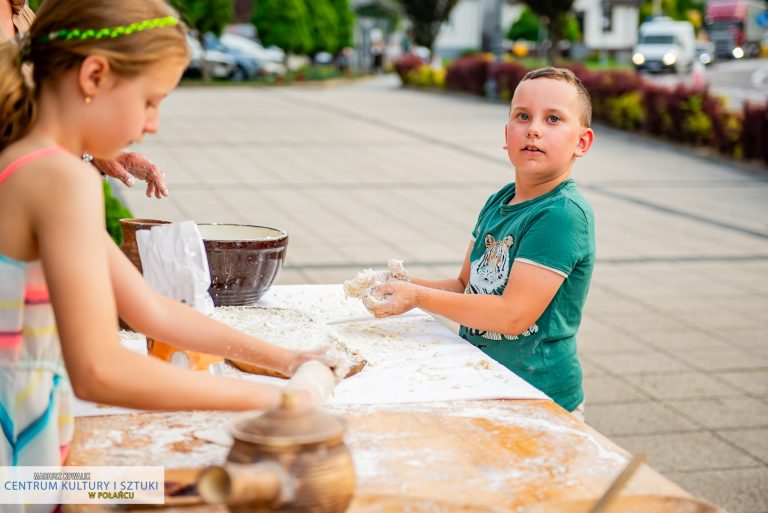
[407,66,445,88]
[103,181,132,246]
[445,54,491,96]
[393,54,425,85]
[489,61,527,102]
[605,92,645,131]
[742,102,768,163]
[394,58,768,166]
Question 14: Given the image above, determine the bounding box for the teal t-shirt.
[459,179,595,412]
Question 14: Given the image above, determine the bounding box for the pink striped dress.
[0,147,75,470]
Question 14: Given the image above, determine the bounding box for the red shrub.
[741,102,768,163]
[581,70,643,122]
[393,54,425,85]
[445,55,489,96]
[488,61,527,100]
[702,93,741,157]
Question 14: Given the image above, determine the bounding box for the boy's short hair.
[520,67,592,128]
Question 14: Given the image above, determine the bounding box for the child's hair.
[0,0,189,150]
[520,67,592,128]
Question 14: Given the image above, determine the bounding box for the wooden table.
[64,399,690,513]
[63,286,697,512]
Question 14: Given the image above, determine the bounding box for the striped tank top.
[0,147,75,473]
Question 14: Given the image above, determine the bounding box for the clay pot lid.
[231,393,346,447]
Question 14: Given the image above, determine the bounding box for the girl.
[0,0,333,473]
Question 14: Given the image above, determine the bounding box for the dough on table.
[343,258,408,298]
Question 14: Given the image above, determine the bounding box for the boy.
[363,67,595,416]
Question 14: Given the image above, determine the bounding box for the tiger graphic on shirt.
[464,233,538,341]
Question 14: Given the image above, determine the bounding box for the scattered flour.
[211,306,363,365]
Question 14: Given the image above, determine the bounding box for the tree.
[171,0,233,83]
[397,0,461,52]
[523,0,574,64]
[252,0,313,56]
[306,0,340,55]
[329,0,356,50]
[639,0,706,27]
[507,6,542,42]
[355,1,400,35]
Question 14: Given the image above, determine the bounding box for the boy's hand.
[361,282,420,318]
[343,258,410,298]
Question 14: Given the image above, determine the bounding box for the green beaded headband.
[37,15,179,44]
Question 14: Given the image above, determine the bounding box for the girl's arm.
[34,160,295,411]
[107,240,313,376]
[369,261,565,336]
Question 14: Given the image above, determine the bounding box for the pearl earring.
[84,96,92,104]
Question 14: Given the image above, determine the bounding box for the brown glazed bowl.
[198,224,288,307]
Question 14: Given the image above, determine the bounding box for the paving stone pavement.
[120,76,768,513]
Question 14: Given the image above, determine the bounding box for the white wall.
[576,0,639,50]
[433,0,521,57]
[435,0,484,51]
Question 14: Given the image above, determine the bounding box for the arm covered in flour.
[362,241,565,336]
[285,360,337,408]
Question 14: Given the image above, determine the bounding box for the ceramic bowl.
[198,224,288,306]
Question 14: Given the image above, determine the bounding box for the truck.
[632,18,697,74]
[705,0,766,59]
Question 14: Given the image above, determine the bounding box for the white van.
[632,18,696,73]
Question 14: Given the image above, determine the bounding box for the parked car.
[217,33,286,77]
[695,41,716,65]
[185,36,236,79]
[203,33,261,80]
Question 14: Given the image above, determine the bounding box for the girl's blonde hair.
[0,0,189,150]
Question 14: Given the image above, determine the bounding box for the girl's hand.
[361,282,420,318]
[92,152,169,198]
[115,152,168,199]
[287,345,354,382]
[285,345,332,375]
[285,360,336,409]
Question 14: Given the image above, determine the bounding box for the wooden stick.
[325,311,427,325]
[587,453,646,513]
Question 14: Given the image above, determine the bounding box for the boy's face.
[505,78,593,181]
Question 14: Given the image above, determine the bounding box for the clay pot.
[198,394,355,513]
[198,224,288,307]
[119,218,171,274]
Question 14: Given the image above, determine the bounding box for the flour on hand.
[343,258,410,298]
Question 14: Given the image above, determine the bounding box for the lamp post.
[492,0,504,59]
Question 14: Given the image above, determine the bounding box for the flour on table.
[211,306,363,363]
[193,428,233,447]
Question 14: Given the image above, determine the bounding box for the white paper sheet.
[73,285,548,417]
[136,221,214,315]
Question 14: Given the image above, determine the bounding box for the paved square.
[119,77,768,512]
